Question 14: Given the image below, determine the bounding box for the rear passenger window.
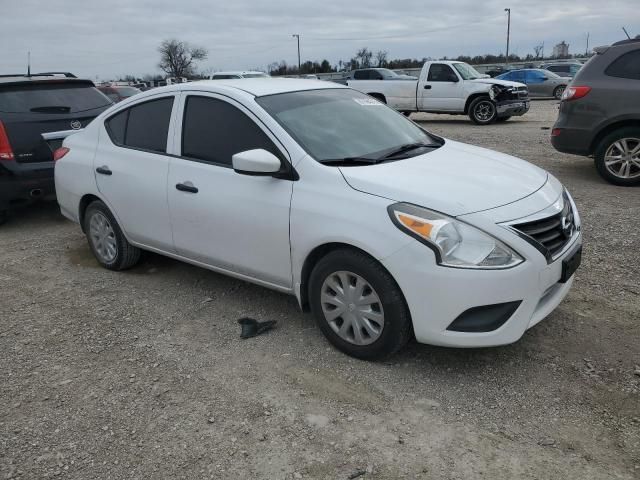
[354,70,369,80]
[605,50,640,80]
[181,96,281,167]
[104,97,174,152]
[105,109,127,145]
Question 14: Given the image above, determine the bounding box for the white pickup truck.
[346,61,530,125]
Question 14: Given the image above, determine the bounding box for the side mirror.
[232,149,282,176]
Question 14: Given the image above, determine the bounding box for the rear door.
[94,95,177,250]
[0,81,112,164]
[418,63,463,111]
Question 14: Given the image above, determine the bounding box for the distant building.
[553,41,569,58]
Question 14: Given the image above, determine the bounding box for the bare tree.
[356,47,373,68]
[158,39,208,79]
[533,44,544,59]
[375,50,388,67]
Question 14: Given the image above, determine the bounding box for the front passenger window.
[181,96,281,167]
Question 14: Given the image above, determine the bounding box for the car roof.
[166,78,346,97]
[0,76,94,87]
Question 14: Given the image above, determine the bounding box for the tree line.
[116,39,600,82]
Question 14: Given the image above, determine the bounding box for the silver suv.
[551,39,640,186]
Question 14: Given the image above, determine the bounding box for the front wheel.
[553,85,566,100]
[469,97,497,125]
[308,249,412,360]
[84,200,141,270]
[594,127,640,186]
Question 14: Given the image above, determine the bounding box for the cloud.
[2,0,636,79]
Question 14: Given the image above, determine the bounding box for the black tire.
[496,116,511,122]
[594,127,640,186]
[553,85,566,100]
[0,210,7,226]
[468,96,497,125]
[83,200,141,270]
[401,111,411,117]
[308,248,412,360]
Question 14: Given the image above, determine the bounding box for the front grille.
[512,196,575,257]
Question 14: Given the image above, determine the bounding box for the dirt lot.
[1,100,639,480]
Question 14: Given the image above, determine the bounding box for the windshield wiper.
[30,106,71,113]
[319,157,381,166]
[381,142,438,159]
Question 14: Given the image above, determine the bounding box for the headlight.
[388,203,524,269]
[489,85,500,101]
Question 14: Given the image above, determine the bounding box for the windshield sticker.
[354,98,383,106]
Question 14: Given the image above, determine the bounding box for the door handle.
[176,182,198,194]
[96,166,112,176]
[423,85,432,89]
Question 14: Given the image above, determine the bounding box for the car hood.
[339,140,549,216]
[471,78,526,88]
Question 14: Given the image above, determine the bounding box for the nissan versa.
[54,79,582,360]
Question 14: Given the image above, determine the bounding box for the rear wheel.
[594,127,640,186]
[84,200,141,270]
[553,85,566,100]
[309,249,412,360]
[0,210,7,226]
[469,97,497,125]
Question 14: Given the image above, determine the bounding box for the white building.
[553,41,569,58]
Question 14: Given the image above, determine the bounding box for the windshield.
[453,63,482,80]
[256,88,440,163]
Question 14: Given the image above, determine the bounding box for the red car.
[97,85,141,103]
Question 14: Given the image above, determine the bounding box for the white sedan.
[54,79,582,360]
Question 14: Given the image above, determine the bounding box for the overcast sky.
[3,0,637,80]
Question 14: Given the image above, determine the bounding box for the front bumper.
[380,197,581,348]
[496,99,530,117]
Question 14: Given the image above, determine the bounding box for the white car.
[347,61,530,124]
[209,71,269,80]
[54,79,582,360]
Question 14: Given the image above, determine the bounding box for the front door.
[418,63,464,111]
[167,94,293,288]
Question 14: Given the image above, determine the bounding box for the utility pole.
[585,32,590,56]
[504,8,511,65]
[292,34,301,74]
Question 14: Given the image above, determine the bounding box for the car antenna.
[27,51,31,77]
[622,27,631,40]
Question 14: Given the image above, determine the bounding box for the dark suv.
[551,39,640,186]
[0,75,112,223]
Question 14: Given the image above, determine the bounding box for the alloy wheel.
[320,271,385,346]
[604,138,640,179]
[474,101,495,122]
[89,212,118,263]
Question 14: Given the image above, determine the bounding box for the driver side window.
[428,64,457,82]
[181,96,282,167]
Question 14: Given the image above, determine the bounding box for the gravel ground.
[1,100,639,480]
